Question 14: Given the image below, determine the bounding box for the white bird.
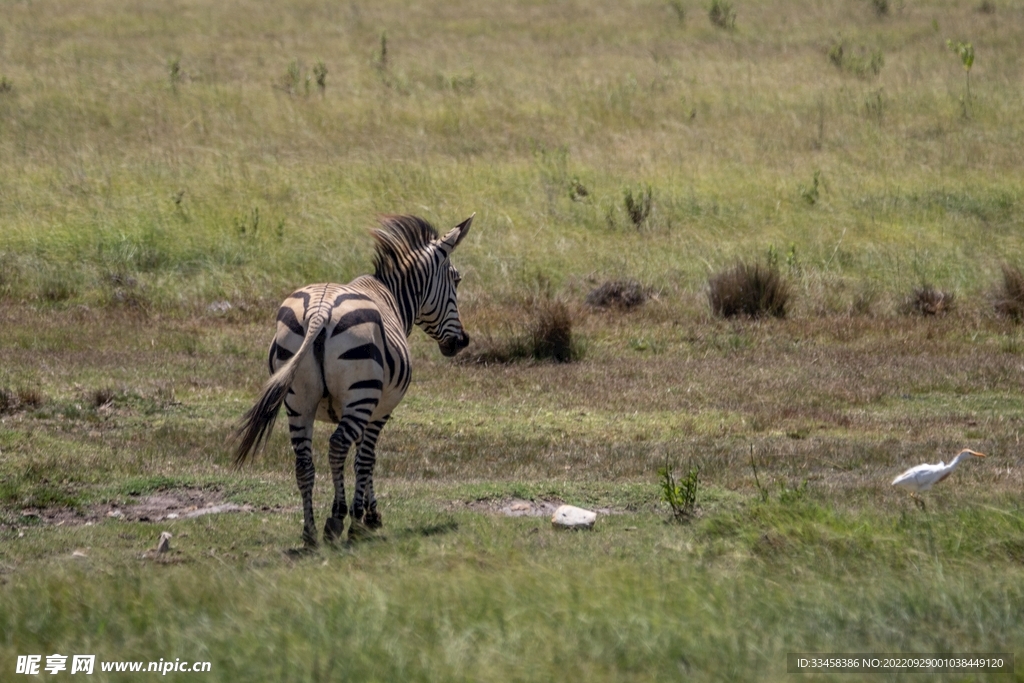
[891,449,985,507]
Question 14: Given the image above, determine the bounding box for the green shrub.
[659,462,700,521]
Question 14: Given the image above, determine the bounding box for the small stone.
[156,531,172,554]
[107,509,124,518]
[72,549,88,558]
[551,505,597,530]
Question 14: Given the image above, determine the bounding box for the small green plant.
[235,207,261,237]
[865,88,885,125]
[377,31,389,71]
[777,478,809,505]
[168,57,182,91]
[568,177,589,202]
[947,39,975,118]
[749,447,770,503]
[708,0,736,29]
[623,185,652,228]
[0,76,13,94]
[313,59,328,95]
[659,461,700,521]
[827,40,844,68]
[800,170,821,205]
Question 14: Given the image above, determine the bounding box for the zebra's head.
[417,214,473,357]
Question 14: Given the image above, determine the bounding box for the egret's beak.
[968,450,986,458]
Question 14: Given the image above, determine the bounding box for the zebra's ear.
[438,213,474,255]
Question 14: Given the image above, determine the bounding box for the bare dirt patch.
[16,487,255,527]
[454,498,618,517]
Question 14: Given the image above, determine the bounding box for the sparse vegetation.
[708,0,736,29]
[827,38,884,77]
[3,1,1024,680]
[708,260,791,318]
[947,39,975,118]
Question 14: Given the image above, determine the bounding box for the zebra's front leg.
[291,425,318,548]
[323,416,365,544]
[353,417,389,530]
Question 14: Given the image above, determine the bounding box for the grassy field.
[3,0,1024,680]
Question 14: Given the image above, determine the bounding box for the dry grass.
[585,280,651,309]
[905,284,955,316]
[993,263,1024,322]
[707,261,790,319]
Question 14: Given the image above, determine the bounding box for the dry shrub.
[708,261,790,319]
[993,264,1024,322]
[89,387,118,408]
[585,280,651,309]
[904,284,954,316]
[0,386,45,414]
[461,299,583,364]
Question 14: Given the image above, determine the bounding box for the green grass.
[3,0,1024,680]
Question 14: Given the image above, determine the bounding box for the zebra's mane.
[372,215,440,279]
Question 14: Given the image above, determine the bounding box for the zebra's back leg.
[288,413,319,548]
[323,411,371,544]
[352,416,390,530]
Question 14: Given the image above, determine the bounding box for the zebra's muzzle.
[438,331,470,357]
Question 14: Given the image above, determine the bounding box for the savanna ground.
[2,0,1024,680]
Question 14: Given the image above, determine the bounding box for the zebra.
[232,213,473,547]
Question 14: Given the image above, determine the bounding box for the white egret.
[891,449,986,508]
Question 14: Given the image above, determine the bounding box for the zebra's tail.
[231,312,329,466]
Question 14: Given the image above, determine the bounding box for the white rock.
[156,531,172,554]
[551,505,597,530]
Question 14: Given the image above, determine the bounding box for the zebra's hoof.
[302,529,319,549]
[323,516,346,544]
[364,510,383,529]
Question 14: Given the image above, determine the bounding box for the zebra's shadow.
[282,517,459,557]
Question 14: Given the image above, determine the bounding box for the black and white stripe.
[233,214,473,546]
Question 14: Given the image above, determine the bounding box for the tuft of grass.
[585,280,651,309]
[905,284,954,316]
[708,260,790,318]
[871,0,889,17]
[827,38,884,78]
[708,0,736,30]
[622,185,652,228]
[993,263,1024,321]
[313,59,328,95]
[462,298,583,364]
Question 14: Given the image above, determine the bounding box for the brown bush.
[708,261,790,319]
[905,284,954,316]
[460,299,583,364]
[585,280,650,309]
